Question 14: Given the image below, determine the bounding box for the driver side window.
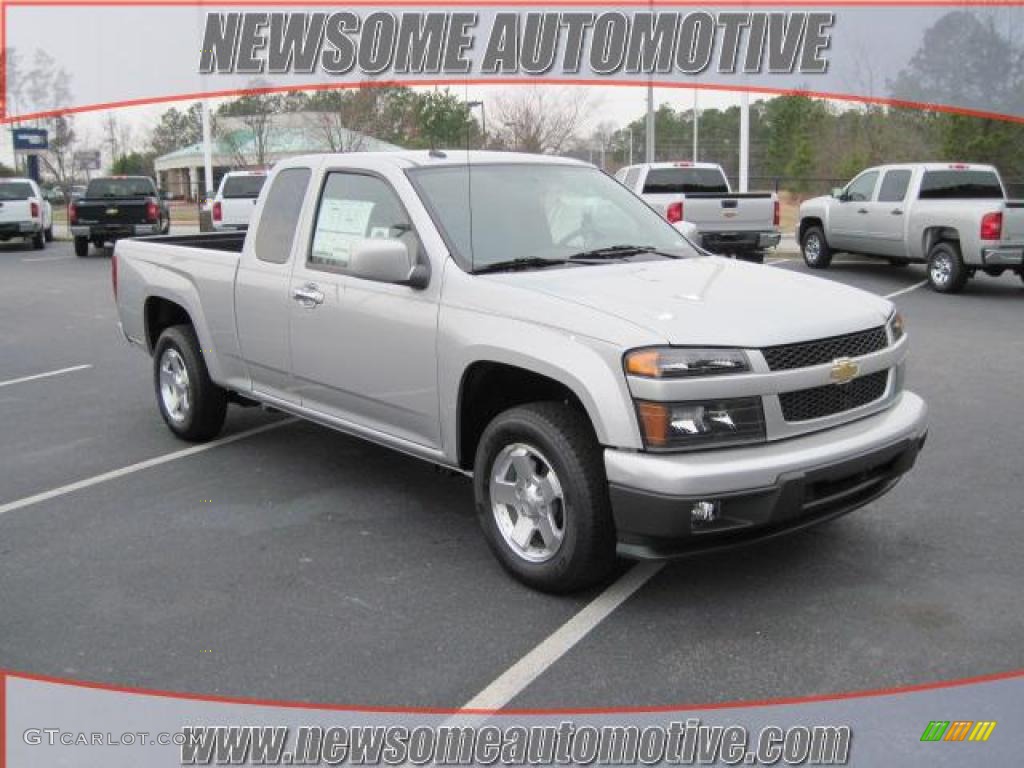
[308,172,421,273]
[846,171,879,202]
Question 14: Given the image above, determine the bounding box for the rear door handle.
[857,208,869,214]
[292,283,324,307]
[891,209,903,215]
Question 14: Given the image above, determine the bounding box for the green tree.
[111,151,155,177]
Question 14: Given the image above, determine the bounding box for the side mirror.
[832,187,846,201]
[348,238,429,289]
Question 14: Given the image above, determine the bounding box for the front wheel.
[474,402,617,593]
[801,225,833,269]
[927,241,968,294]
[153,325,227,442]
[74,236,89,257]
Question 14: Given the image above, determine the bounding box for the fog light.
[690,501,719,524]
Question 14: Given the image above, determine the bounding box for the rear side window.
[0,183,34,200]
[642,168,729,195]
[86,178,155,198]
[222,175,267,199]
[253,168,311,264]
[877,170,912,203]
[919,170,1003,200]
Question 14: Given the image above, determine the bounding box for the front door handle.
[292,283,324,307]
[857,208,869,214]
[891,209,903,215]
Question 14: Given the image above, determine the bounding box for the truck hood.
[487,256,893,347]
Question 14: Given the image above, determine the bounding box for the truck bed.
[137,231,248,252]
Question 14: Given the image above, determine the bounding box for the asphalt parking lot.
[1,238,1022,711]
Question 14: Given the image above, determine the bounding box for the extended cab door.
[287,168,441,449]
[860,168,913,257]
[234,165,313,403]
[828,169,880,252]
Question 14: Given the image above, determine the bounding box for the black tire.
[473,402,617,593]
[44,226,54,242]
[153,324,228,442]
[927,241,969,294]
[801,225,833,269]
[739,251,765,265]
[74,236,89,258]
[32,230,45,250]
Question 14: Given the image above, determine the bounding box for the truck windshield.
[0,183,34,200]
[222,175,266,199]
[86,178,156,198]
[918,170,1003,200]
[409,164,692,272]
[642,168,729,195]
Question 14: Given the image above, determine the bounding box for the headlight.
[888,311,905,343]
[625,347,750,378]
[635,397,766,451]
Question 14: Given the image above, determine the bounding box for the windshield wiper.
[473,257,571,274]
[568,244,682,261]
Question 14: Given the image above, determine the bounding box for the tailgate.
[76,199,149,226]
[0,200,32,223]
[1002,201,1024,245]
[221,198,258,227]
[685,194,775,233]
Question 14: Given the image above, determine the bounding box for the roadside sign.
[74,150,102,171]
[12,127,48,152]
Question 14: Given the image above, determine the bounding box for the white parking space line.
[461,561,665,712]
[0,419,295,519]
[885,280,929,299]
[21,254,73,263]
[0,364,93,389]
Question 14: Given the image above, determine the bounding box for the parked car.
[212,171,267,231]
[798,163,1024,293]
[0,177,53,249]
[69,175,170,257]
[69,185,87,202]
[114,151,927,592]
[615,161,781,262]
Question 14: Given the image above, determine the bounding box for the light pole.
[466,100,486,149]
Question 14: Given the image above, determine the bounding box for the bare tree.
[218,81,282,167]
[491,87,594,154]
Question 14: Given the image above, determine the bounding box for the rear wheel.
[474,402,616,593]
[74,236,89,257]
[801,225,833,269]
[927,241,968,294]
[153,325,228,442]
[44,226,54,242]
[32,230,45,250]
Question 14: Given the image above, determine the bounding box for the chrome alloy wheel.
[804,232,822,262]
[159,347,191,423]
[930,251,953,287]
[490,443,566,563]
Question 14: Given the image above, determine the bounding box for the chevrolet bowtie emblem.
[830,358,859,385]
[106,207,118,215]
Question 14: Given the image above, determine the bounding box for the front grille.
[762,327,887,371]
[779,370,889,422]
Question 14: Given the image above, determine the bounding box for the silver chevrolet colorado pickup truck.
[114,151,927,592]
[798,163,1024,293]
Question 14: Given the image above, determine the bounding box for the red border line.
[3,78,1024,126]
[2,667,1023,716]
[0,672,7,768]
[3,2,1024,123]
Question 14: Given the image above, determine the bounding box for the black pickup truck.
[70,176,170,257]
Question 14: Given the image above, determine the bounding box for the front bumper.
[981,246,1024,266]
[606,391,928,558]
[71,223,159,239]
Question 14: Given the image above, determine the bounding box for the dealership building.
[154,114,403,199]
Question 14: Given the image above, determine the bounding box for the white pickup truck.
[615,161,781,262]
[798,163,1024,293]
[0,178,53,249]
[212,170,267,231]
[114,151,927,592]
